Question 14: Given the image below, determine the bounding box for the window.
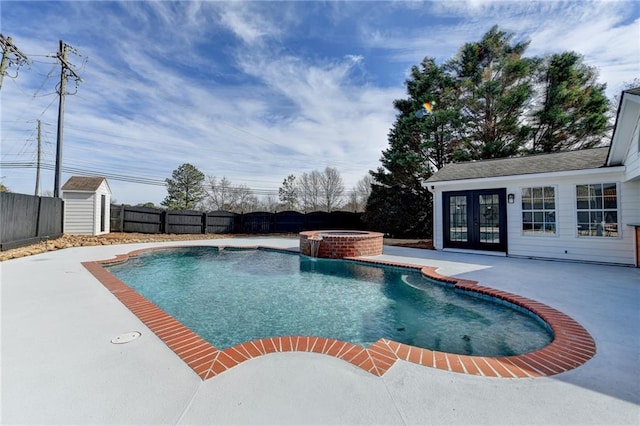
[522,186,556,235]
[576,183,618,237]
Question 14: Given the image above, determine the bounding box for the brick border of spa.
[82,245,595,381]
[299,230,384,259]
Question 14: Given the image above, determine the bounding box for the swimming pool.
[106,247,551,357]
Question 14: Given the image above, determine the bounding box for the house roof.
[61,176,108,192]
[425,147,609,183]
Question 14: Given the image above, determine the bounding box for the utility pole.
[35,120,42,196]
[0,34,30,90]
[53,40,82,198]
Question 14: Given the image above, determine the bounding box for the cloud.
[1,1,638,204]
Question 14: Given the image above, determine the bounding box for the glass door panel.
[449,195,468,242]
[478,194,500,243]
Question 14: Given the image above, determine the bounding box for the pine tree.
[161,163,205,210]
[278,174,298,211]
[448,25,536,159]
[530,51,610,152]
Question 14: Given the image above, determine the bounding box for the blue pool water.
[107,247,552,356]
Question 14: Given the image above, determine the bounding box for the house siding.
[624,121,640,182]
[64,192,95,235]
[431,168,637,265]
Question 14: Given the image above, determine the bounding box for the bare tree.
[355,174,373,211]
[233,184,258,213]
[258,194,280,213]
[297,170,323,212]
[320,167,344,212]
[204,176,234,211]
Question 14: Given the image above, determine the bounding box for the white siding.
[64,192,95,235]
[431,168,637,265]
[624,120,640,182]
[93,181,111,235]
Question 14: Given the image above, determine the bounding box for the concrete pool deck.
[2,236,639,424]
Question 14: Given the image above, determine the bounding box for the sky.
[1,0,639,205]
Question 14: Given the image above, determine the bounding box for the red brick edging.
[82,245,596,380]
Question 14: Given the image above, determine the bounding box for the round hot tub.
[299,230,384,259]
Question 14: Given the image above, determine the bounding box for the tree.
[278,174,298,210]
[204,176,258,213]
[396,57,466,169]
[319,167,344,212]
[297,170,322,212]
[364,113,433,237]
[204,176,234,211]
[0,183,11,192]
[530,51,609,153]
[136,202,158,208]
[610,78,640,117]
[355,174,373,207]
[258,194,280,213]
[448,25,536,159]
[345,174,374,212]
[161,163,205,210]
[233,184,259,213]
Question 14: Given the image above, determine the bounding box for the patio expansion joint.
[82,244,597,381]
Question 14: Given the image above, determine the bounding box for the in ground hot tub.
[299,230,384,259]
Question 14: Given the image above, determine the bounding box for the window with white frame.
[576,183,618,237]
[522,186,556,235]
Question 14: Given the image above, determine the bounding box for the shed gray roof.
[61,176,107,191]
[426,147,609,183]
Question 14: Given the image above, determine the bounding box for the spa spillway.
[299,230,384,259]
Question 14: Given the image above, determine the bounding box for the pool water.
[107,247,552,356]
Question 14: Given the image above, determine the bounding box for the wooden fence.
[110,205,363,235]
[0,193,64,250]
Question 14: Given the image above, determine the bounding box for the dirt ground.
[0,233,433,262]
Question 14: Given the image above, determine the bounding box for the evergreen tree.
[364,116,433,237]
[364,25,612,237]
[530,51,609,153]
[278,174,298,210]
[161,163,205,210]
[448,25,536,159]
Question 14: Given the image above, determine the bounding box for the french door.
[443,189,507,252]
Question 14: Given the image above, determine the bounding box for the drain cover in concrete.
[111,331,141,344]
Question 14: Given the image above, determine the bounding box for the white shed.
[62,176,112,235]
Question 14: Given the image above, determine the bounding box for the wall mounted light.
[508,193,515,204]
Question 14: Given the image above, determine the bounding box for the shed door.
[100,195,106,233]
[443,189,507,252]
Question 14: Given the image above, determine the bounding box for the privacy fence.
[0,193,64,251]
[110,205,363,235]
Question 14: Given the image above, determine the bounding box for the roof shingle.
[61,176,107,191]
[426,147,609,183]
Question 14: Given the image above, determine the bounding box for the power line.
[0,34,30,90]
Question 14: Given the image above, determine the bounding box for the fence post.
[202,212,207,234]
[119,204,125,232]
[35,195,43,238]
[161,210,168,234]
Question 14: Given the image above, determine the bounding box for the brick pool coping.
[82,245,596,381]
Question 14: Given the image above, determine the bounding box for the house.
[61,176,112,236]
[426,88,640,266]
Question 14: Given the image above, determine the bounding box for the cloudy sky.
[1,0,638,205]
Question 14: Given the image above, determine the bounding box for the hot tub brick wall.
[299,231,383,259]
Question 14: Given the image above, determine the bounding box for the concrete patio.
[2,236,639,424]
